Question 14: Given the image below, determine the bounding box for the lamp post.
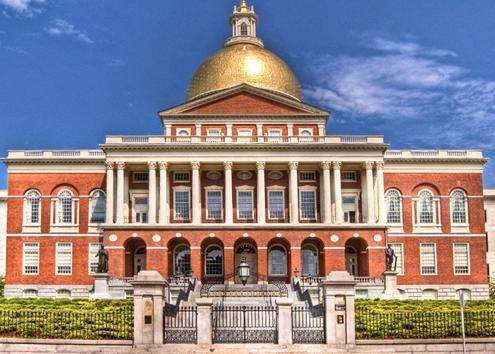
[238,258,251,286]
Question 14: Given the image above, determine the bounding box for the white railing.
[7,150,105,159]
[355,276,384,285]
[385,149,483,159]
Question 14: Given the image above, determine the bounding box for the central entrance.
[234,242,258,284]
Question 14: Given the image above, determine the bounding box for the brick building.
[2,1,490,300]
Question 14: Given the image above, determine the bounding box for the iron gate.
[212,305,278,343]
[292,305,325,344]
[163,306,197,343]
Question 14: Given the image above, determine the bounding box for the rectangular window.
[300,190,316,220]
[173,172,190,182]
[174,190,190,220]
[56,242,72,275]
[420,243,437,275]
[133,196,148,223]
[237,190,254,220]
[88,243,101,274]
[206,129,222,142]
[206,190,223,220]
[454,243,470,275]
[23,243,39,275]
[342,171,357,182]
[299,171,316,182]
[268,190,285,219]
[267,129,282,142]
[237,129,253,143]
[132,172,148,183]
[388,243,404,275]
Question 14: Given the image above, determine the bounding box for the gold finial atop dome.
[187,1,302,101]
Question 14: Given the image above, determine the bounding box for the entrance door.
[234,243,258,284]
[345,248,358,276]
[134,247,146,275]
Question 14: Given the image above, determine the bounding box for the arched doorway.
[234,239,258,284]
[344,237,369,276]
[267,238,291,283]
[124,237,147,277]
[167,238,191,277]
[201,238,224,283]
[301,238,324,277]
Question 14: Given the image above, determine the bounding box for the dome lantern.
[225,0,263,48]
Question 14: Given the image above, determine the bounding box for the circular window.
[237,171,253,180]
[206,171,222,181]
[267,171,283,180]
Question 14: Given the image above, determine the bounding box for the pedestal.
[275,297,293,345]
[381,270,401,299]
[91,273,111,299]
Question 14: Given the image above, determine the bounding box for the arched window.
[174,244,191,276]
[205,245,223,276]
[301,244,318,276]
[418,190,434,224]
[385,189,402,224]
[24,189,41,225]
[57,190,74,224]
[89,190,106,224]
[451,189,468,224]
[177,129,190,136]
[268,245,287,276]
[240,22,248,36]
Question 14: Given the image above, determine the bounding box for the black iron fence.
[291,305,325,344]
[163,306,197,343]
[212,305,278,343]
[356,310,495,339]
[0,308,133,340]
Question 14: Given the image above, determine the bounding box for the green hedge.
[356,300,495,339]
[0,299,133,340]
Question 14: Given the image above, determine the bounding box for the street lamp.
[238,258,250,286]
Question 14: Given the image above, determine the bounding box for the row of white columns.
[105,160,385,225]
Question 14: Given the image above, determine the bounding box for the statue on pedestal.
[385,244,397,272]
[96,244,109,273]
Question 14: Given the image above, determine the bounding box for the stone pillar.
[365,162,376,224]
[321,271,356,347]
[224,161,233,224]
[226,124,233,143]
[116,162,125,224]
[196,298,213,345]
[105,162,114,224]
[321,161,332,224]
[381,270,401,299]
[191,161,201,224]
[158,162,169,224]
[256,161,266,224]
[276,298,293,345]
[289,161,299,224]
[130,271,167,346]
[376,162,386,224]
[91,273,111,299]
[148,162,157,224]
[256,123,263,142]
[333,162,343,224]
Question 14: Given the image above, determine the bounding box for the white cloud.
[0,0,45,15]
[45,19,93,44]
[305,37,495,147]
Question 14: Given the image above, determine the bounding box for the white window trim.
[204,244,224,277]
[88,242,101,275]
[413,189,442,233]
[132,171,149,184]
[50,189,79,233]
[22,242,39,275]
[88,189,106,228]
[298,128,313,136]
[176,128,191,136]
[342,189,360,224]
[299,171,317,182]
[268,243,288,276]
[453,243,471,276]
[267,187,285,220]
[173,186,191,221]
[450,189,470,232]
[299,185,317,221]
[205,186,224,221]
[341,171,358,182]
[385,189,403,226]
[173,171,191,183]
[420,243,437,276]
[173,243,191,276]
[22,189,41,233]
[387,243,405,276]
[55,242,73,276]
[236,186,255,220]
[129,191,149,224]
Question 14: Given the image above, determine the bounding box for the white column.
[256,123,263,142]
[256,161,266,224]
[365,162,376,224]
[195,124,202,143]
[321,161,332,224]
[116,162,125,224]
[191,161,201,224]
[333,161,343,224]
[376,161,386,224]
[158,162,169,224]
[165,124,172,137]
[224,161,233,224]
[226,124,233,143]
[289,161,299,224]
[105,162,114,224]
[147,162,157,224]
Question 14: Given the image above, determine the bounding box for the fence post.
[276,298,293,345]
[196,298,213,345]
[130,271,167,346]
[321,271,356,347]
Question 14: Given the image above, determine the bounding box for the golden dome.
[187,43,302,101]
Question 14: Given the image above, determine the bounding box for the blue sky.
[1,0,495,188]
